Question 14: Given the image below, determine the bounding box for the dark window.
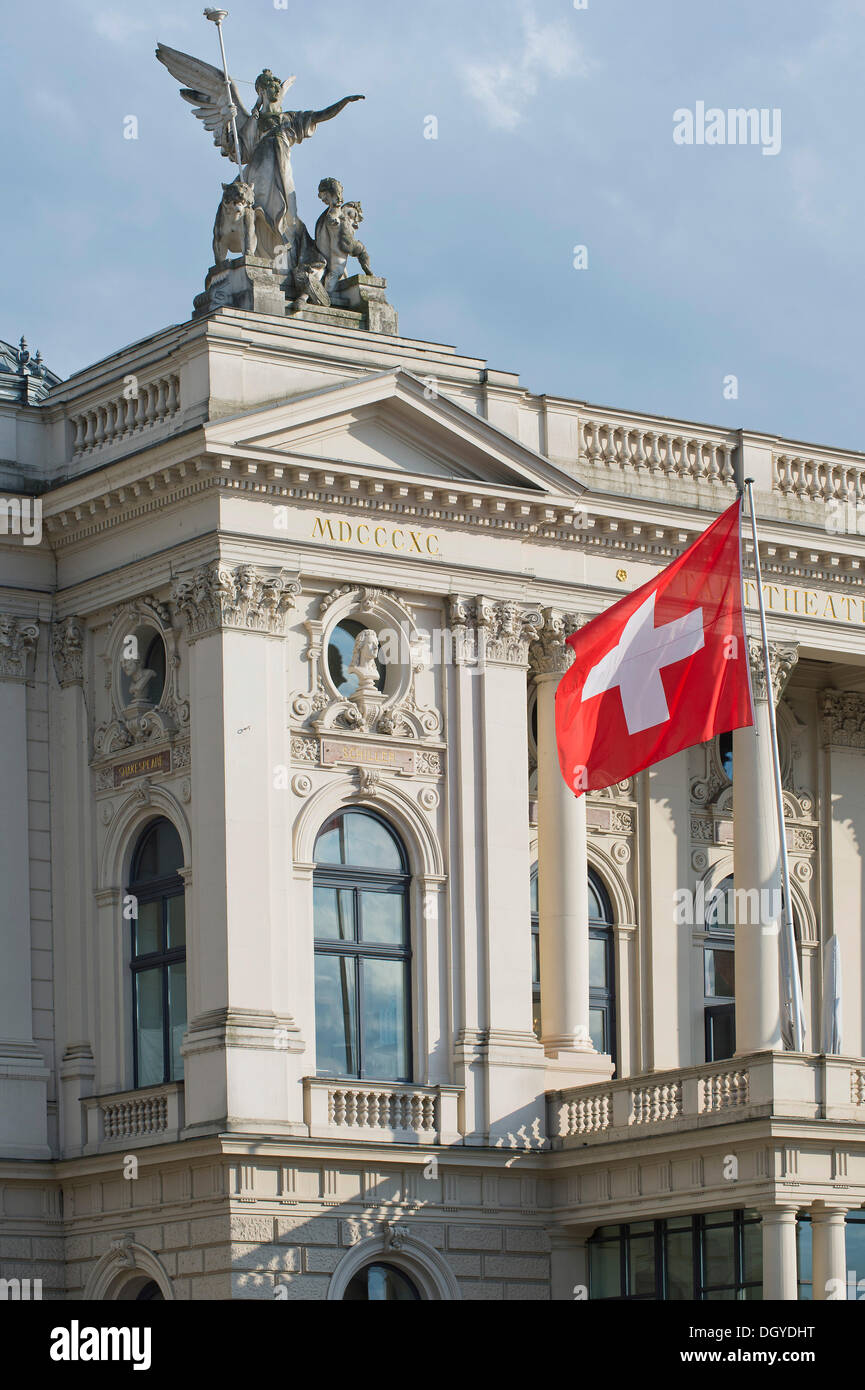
[719,730,734,780]
[343,1263,421,1301]
[128,819,186,1088]
[530,866,616,1068]
[314,811,411,1082]
[589,1209,762,1300]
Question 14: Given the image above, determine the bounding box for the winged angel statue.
[156,43,364,267]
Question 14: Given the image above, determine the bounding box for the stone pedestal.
[194,257,288,319]
[331,275,398,335]
[733,640,799,1055]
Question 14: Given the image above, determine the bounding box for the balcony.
[548,1052,865,1149]
[303,1078,464,1145]
[83,1082,184,1153]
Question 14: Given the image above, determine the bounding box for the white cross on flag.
[556,499,754,795]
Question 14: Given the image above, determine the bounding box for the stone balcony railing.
[83,1081,184,1152]
[303,1078,464,1145]
[548,1052,865,1149]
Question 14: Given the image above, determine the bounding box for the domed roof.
[0,336,61,404]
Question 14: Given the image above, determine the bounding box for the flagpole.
[743,477,805,1052]
[204,7,244,178]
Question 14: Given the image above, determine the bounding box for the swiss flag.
[556,498,753,795]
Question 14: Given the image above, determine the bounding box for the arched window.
[128,819,186,1089]
[313,810,411,1082]
[703,873,802,1061]
[530,865,616,1066]
[343,1263,421,1302]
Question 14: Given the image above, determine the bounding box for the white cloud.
[462,5,593,131]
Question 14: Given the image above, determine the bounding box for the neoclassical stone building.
[1,303,864,1302]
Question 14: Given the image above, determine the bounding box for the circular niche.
[327,618,387,700]
[120,625,167,709]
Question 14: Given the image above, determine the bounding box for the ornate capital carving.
[747,637,798,703]
[171,563,301,641]
[820,689,865,751]
[528,607,588,679]
[52,617,84,688]
[448,596,539,668]
[0,614,39,682]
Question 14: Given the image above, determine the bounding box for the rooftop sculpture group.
[156,13,396,332]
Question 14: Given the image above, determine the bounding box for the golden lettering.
[357,524,370,545]
[392,529,405,550]
[374,526,388,548]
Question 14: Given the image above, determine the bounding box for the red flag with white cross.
[556,498,754,795]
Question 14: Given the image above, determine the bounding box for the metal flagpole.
[743,477,805,1052]
[204,8,244,177]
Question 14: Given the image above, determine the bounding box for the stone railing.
[774,451,865,508]
[70,373,180,460]
[303,1078,464,1145]
[577,416,738,489]
[83,1082,184,1151]
[548,1053,865,1148]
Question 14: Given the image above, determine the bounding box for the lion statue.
[212,178,258,266]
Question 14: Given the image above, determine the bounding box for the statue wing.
[155,43,250,161]
[280,76,298,102]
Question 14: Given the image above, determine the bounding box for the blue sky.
[4,0,865,451]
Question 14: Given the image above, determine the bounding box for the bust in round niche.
[120,626,167,711]
[327,618,387,699]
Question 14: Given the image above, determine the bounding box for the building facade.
[1,301,864,1302]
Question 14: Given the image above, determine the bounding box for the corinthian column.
[530,610,613,1087]
[733,638,798,1054]
[0,615,50,1157]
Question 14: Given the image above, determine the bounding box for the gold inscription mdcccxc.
[311,515,440,556]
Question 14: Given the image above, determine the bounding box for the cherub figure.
[315,178,373,297]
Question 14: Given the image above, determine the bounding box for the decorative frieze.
[449,596,540,669]
[747,637,799,704]
[0,614,39,681]
[820,690,865,751]
[171,562,301,640]
[52,617,84,688]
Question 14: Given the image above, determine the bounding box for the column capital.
[809,1202,853,1222]
[447,595,539,668]
[529,607,589,680]
[52,616,84,688]
[754,1202,802,1222]
[819,689,865,752]
[747,637,798,704]
[0,614,39,682]
[171,562,301,642]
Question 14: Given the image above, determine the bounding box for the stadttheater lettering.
[744,579,865,625]
[311,515,440,556]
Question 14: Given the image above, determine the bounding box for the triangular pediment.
[203,369,585,499]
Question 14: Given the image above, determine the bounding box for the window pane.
[666,1229,694,1299]
[359,891,405,945]
[589,936,608,989]
[530,871,538,915]
[705,947,734,999]
[168,961,186,1080]
[589,1006,606,1055]
[703,1223,736,1288]
[531,933,540,988]
[328,620,363,699]
[588,878,607,922]
[166,893,185,949]
[845,1218,865,1299]
[706,1005,735,1062]
[315,954,357,1076]
[743,1219,763,1284]
[134,900,161,957]
[361,957,409,1080]
[314,886,355,941]
[344,1264,419,1302]
[133,819,183,881]
[344,813,403,872]
[628,1234,655,1296]
[315,817,343,865]
[705,1210,735,1227]
[135,968,164,1087]
[590,1241,621,1298]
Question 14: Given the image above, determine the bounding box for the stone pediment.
[203,369,586,499]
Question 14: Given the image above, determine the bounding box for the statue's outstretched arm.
[313,94,365,124]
